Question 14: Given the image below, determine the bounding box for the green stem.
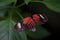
[7,11,12,40]
[16,1,43,8]
[7,10,13,21]
[16,11,23,20]
[17,3,25,8]
[13,0,17,6]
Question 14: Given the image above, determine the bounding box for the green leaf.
[14,31,27,40]
[43,0,60,13]
[0,0,16,6]
[0,19,27,40]
[26,26,50,39]
[24,0,31,4]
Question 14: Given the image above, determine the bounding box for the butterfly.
[14,13,48,32]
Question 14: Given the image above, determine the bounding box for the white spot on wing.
[40,14,44,19]
[31,28,36,32]
[17,23,21,28]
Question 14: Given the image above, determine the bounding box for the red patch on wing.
[22,17,35,28]
[33,14,40,24]
[22,17,32,24]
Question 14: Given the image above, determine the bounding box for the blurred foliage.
[0,0,60,40]
[0,0,16,6]
[43,0,60,13]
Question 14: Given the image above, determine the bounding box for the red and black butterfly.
[14,13,48,32]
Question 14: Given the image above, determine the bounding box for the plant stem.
[17,3,25,8]
[16,11,23,20]
[7,11,12,40]
[13,0,17,6]
[8,11,12,20]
